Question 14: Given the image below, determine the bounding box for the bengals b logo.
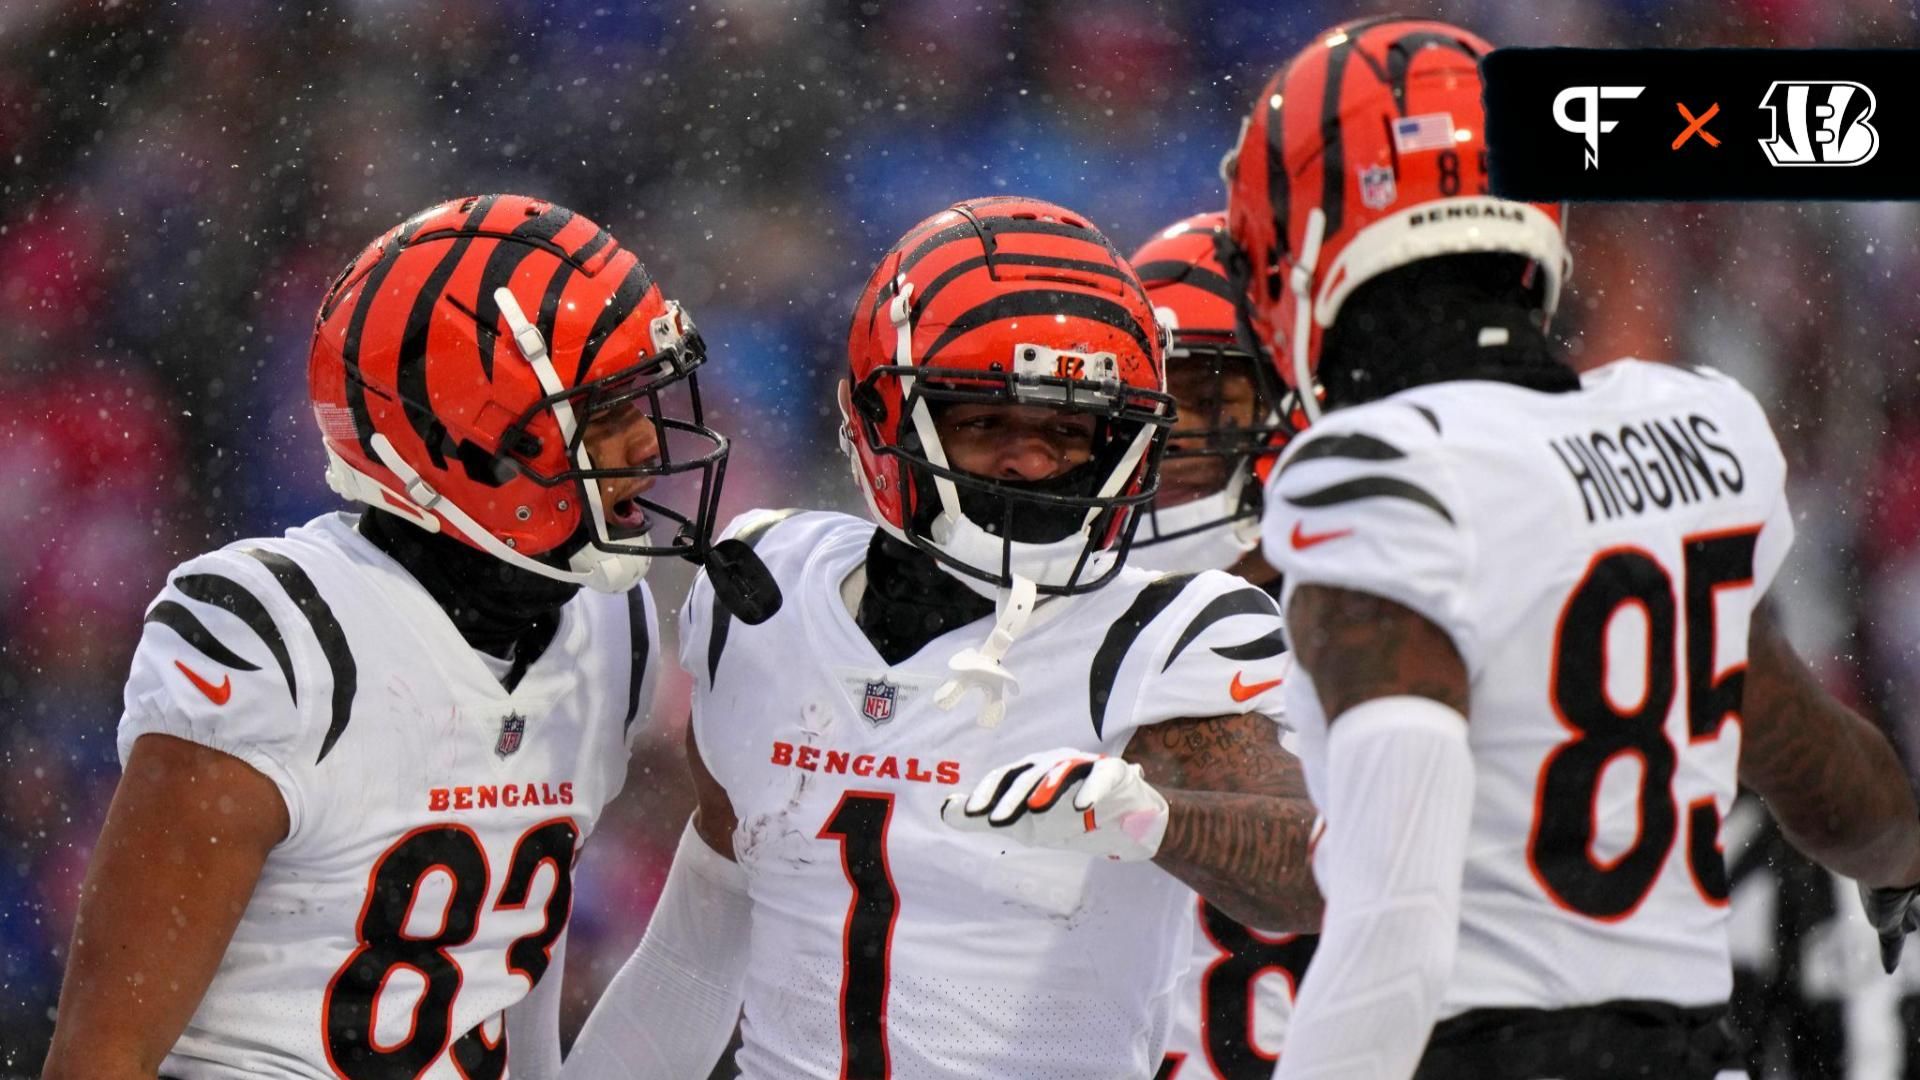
[1758,81,1879,166]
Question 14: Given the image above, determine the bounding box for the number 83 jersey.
[116,512,655,1079]
[1265,360,1793,1016]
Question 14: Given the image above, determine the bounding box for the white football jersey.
[117,512,655,1079]
[1266,359,1793,1017]
[1155,574,1311,1080]
[683,509,1290,1080]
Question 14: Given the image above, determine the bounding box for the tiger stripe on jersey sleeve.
[243,548,357,763]
[1089,573,1199,739]
[119,548,333,838]
[141,567,301,706]
[1209,626,1287,662]
[143,601,263,674]
[1263,401,1481,671]
[1159,587,1280,672]
[1129,571,1291,728]
[1273,428,1456,525]
[173,573,296,699]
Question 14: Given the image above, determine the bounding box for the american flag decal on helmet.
[1392,112,1458,154]
[496,712,527,757]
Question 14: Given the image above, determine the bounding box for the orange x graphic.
[1673,102,1721,149]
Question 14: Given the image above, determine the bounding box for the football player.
[1128,211,1283,593]
[1129,211,1316,1080]
[1224,18,1920,1080]
[562,196,1321,1080]
[42,194,773,1080]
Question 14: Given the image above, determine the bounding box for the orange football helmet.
[1127,210,1286,573]
[309,194,729,595]
[843,196,1175,595]
[1223,16,1570,422]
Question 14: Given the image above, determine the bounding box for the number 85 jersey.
[115,512,654,1079]
[1265,360,1793,1016]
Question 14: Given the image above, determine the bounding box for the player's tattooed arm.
[686,718,741,861]
[1741,600,1920,887]
[1286,584,1469,718]
[1126,711,1323,932]
[1146,582,1471,933]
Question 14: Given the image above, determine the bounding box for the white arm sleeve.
[1275,696,1475,1080]
[504,928,567,1080]
[561,822,753,1080]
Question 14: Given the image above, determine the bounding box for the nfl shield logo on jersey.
[861,680,897,725]
[1360,164,1398,208]
[495,713,527,758]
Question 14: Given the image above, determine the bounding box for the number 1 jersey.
[1265,359,1793,1015]
[117,512,656,1078]
[684,509,1292,1079]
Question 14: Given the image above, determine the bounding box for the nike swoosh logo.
[1229,671,1283,703]
[175,660,232,705]
[1289,521,1354,550]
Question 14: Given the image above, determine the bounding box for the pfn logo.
[1758,81,1878,166]
[1552,85,1645,169]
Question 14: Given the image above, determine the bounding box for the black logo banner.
[1483,48,1920,199]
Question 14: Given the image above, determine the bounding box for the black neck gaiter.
[1318,253,1580,408]
[358,510,578,674]
[854,529,994,665]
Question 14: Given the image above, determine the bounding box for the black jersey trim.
[242,549,359,764]
[624,589,652,733]
[173,573,296,703]
[1409,403,1442,434]
[1089,573,1198,739]
[1285,476,1456,525]
[706,510,801,685]
[145,601,261,673]
[1209,628,1290,662]
[1277,432,1406,478]
[1161,588,1280,673]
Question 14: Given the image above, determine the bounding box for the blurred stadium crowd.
[4,0,1919,1075]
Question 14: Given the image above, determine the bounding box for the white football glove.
[939,748,1170,862]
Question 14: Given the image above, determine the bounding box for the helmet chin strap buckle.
[370,434,445,511]
[929,510,960,545]
[934,574,1038,728]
